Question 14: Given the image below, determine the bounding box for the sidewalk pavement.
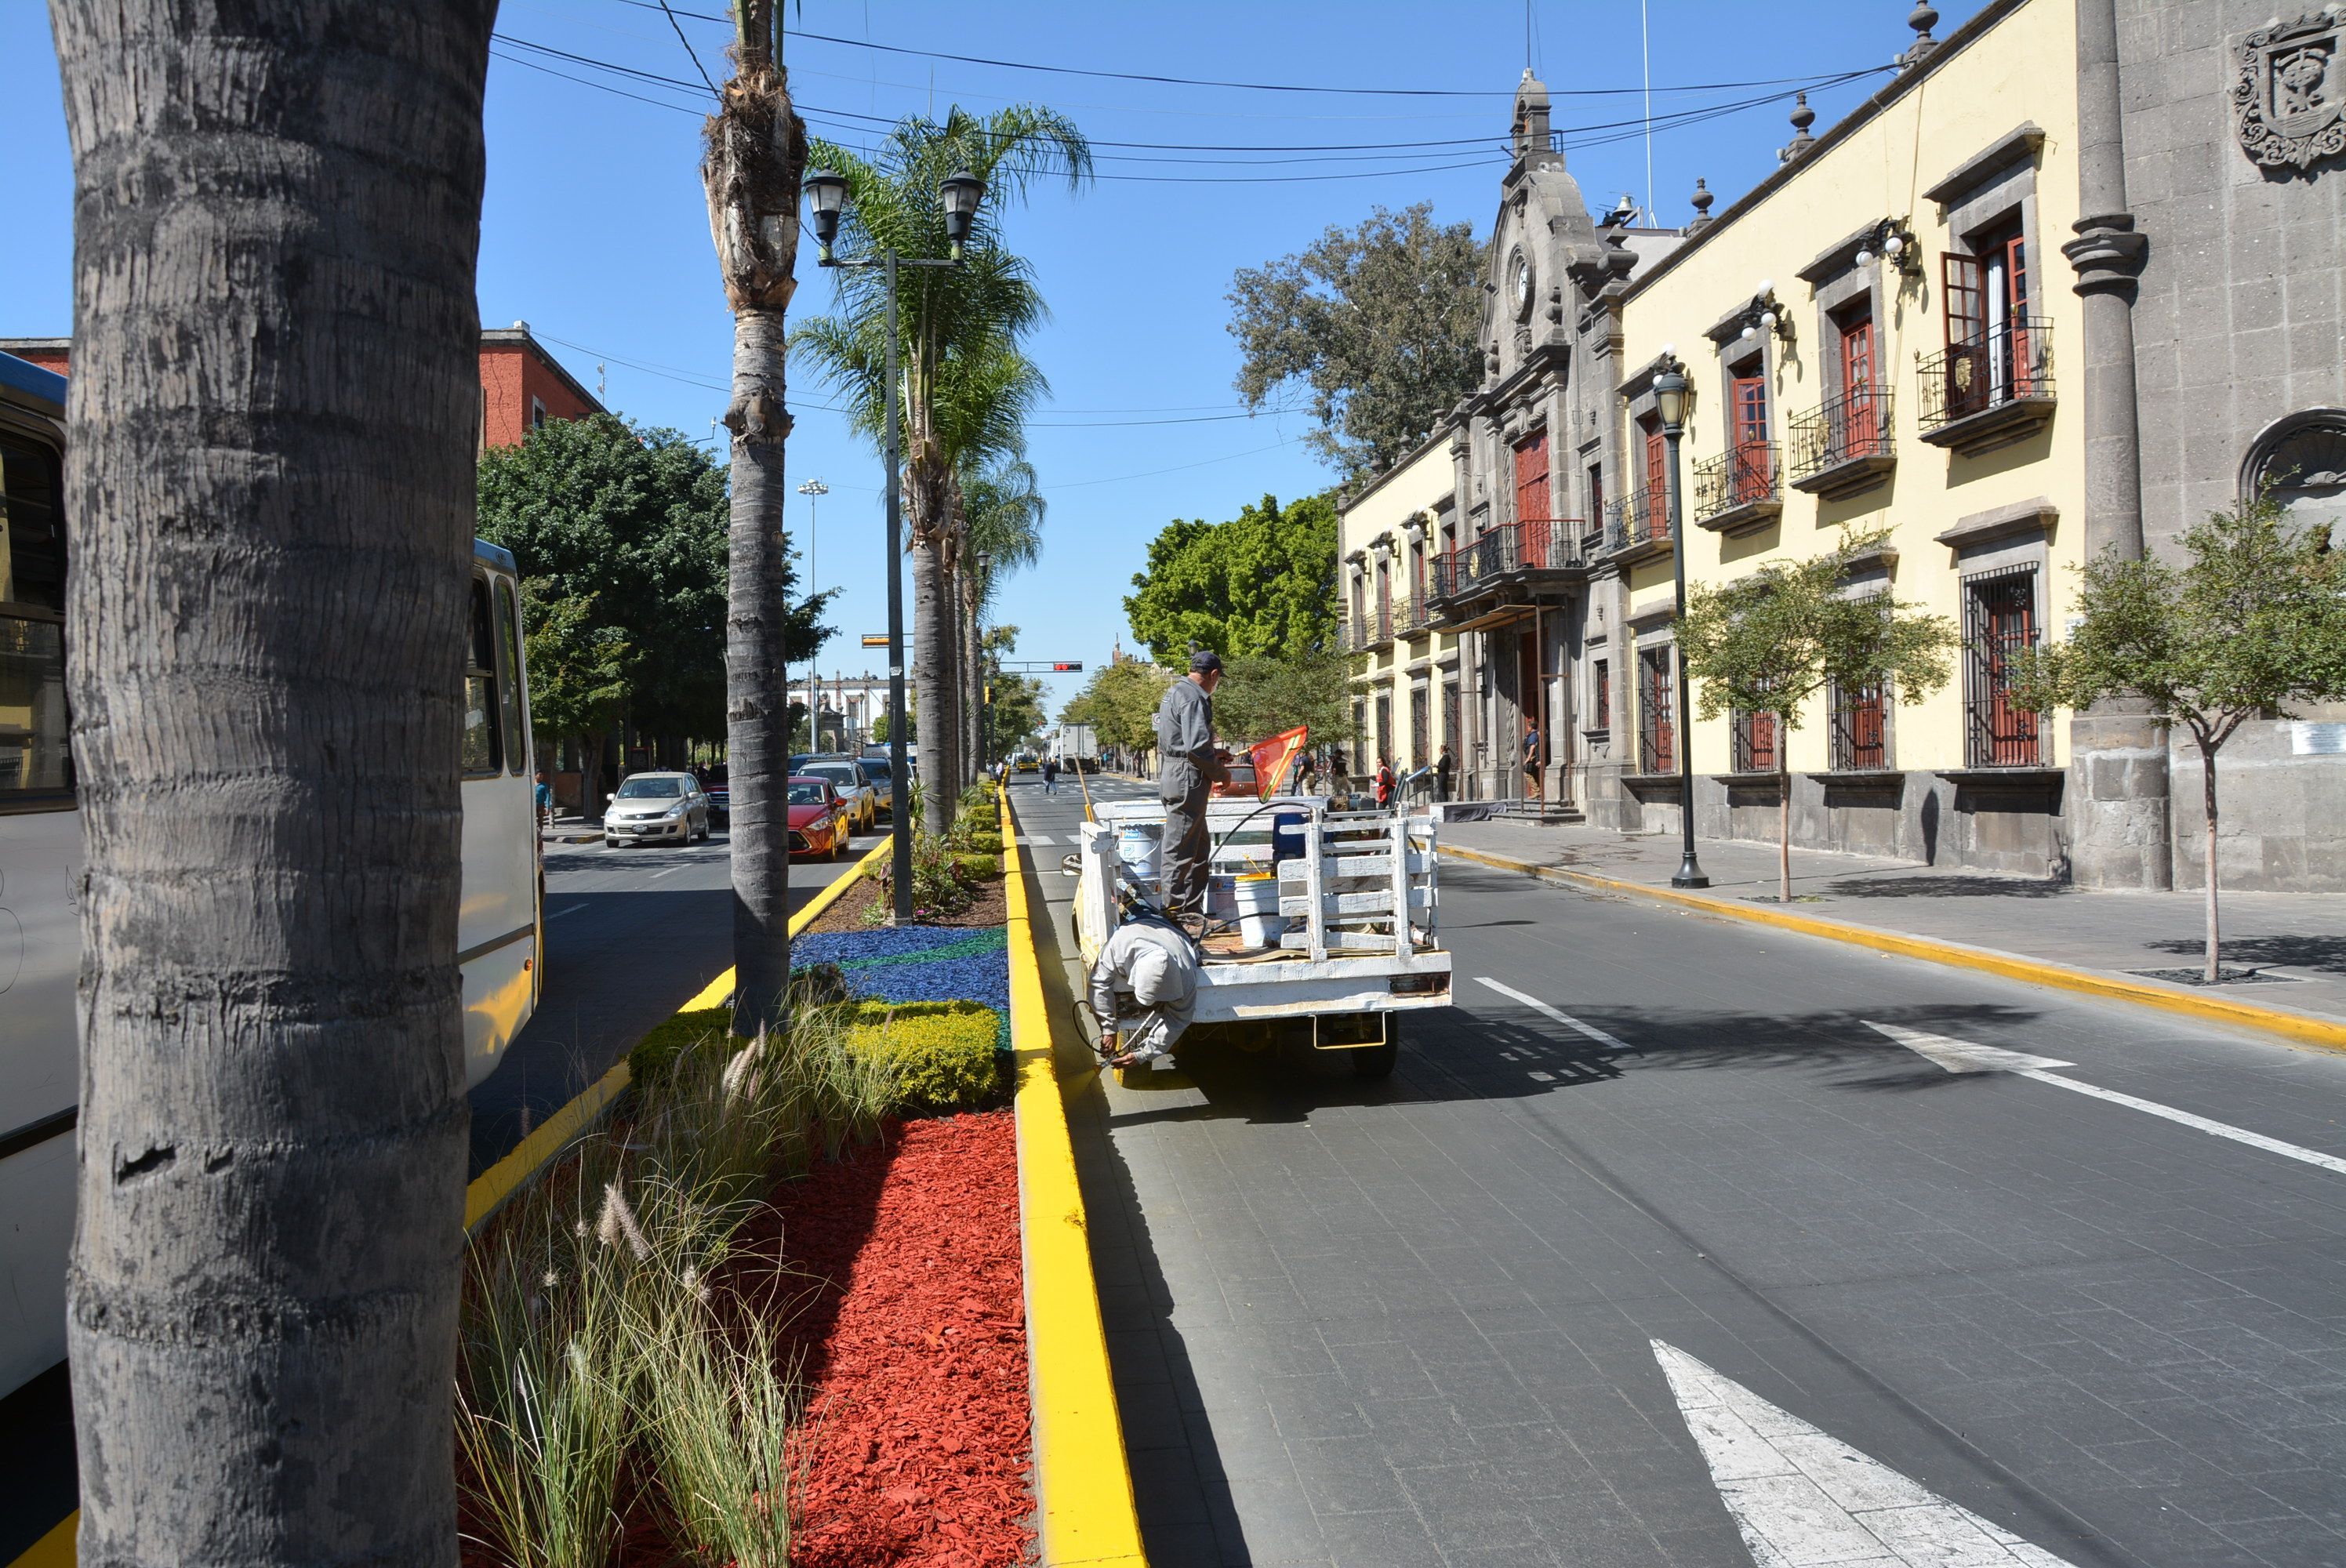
[1439,818,2346,1029]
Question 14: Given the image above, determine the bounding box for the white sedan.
[797,758,877,831]
[603,771,713,846]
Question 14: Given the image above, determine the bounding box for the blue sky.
[0,0,1983,723]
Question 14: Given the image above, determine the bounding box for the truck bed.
[1074,798,1452,1022]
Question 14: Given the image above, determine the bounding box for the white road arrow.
[1652,1338,2078,1567]
[1867,1021,2346,1178]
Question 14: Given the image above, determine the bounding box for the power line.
[657,0,721,100]
[618,0,1880,102]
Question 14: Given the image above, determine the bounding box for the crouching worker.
[1090,918,1202,1070]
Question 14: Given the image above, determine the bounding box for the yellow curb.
[1002,793,1149,1568]
[13,837,902,1568]
[1443,843,2346,1055]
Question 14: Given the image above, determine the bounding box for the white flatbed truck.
[1073,797,1451,1076]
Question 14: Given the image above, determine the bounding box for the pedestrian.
[1042,755,1059,794]
[1294,750,1318,797]
[1152,649,1226,925]
[1435,743,1456,803]
[1375,757,1396,808]
[1523,720,1543,803]
[534,768,554,832]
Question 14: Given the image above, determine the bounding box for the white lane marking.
[1868,1022,2346,1178]
[1476,976,1633,1051]
[1653,1339,2077,1567]
[1023,832,1053,844]
[547,904,589,920]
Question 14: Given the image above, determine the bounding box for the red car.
[1210,751,1260,800]
[787,775,854,859]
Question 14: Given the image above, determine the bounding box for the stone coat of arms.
[2235,12,2346,171]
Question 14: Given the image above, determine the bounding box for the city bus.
[0,350,543,1399]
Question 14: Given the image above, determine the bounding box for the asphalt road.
[465,822,874,1176]
[0,819,878,1564]
[1009,776,2346,1568]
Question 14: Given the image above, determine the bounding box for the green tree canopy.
[1123,492,1338,662]
[1060,659,1173,755]
[517,578,628,759]
[477,412,831,740]
[2009,493,2346,981]
[1212,651,1360,750]
[1228,202,1485,478]
[1678,528,1957,902]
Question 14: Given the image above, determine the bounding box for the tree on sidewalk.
[1677,529,1957,905]
[518,582,630,819]
[1060,659,1173,764]
[700,0,808,1033]
[1123,492,1339,662]
[2009,493,2346,983]
[50,1,496,1559]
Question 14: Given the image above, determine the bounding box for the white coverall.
[1089,920,1201,1064]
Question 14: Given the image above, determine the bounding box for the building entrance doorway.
[1517,630,1542,800]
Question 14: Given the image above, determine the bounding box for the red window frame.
[1729,370,1771,502]
[1513,429,1550,524]
[1838,314,1879,456]
[1640,419,1667,539]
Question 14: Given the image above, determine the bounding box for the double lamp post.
[801,164,985,924]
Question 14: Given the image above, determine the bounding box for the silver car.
[798,758,877,831]
[603,771,712,846]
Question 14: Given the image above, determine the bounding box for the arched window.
[2242,408,2346,535]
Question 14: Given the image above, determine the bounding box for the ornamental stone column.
[2061,0,2172,891]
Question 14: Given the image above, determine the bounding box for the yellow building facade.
[1337,433,1457,790]
[1611,0,2088,874]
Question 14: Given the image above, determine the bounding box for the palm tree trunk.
[913,534,957,830]
[964,572,984,776]
[52,2,495,1560]
[701,1,804,1029]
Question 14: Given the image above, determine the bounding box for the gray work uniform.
[1088,920,1201,1062]
[1153,677,1218,919]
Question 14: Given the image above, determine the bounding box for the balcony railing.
[1691,443,1781,532]
[1789,387,1896,496]
[1429,517,1586,601]
[1396,593,1431,633]
[1918,317,2054,450]
[1602,489,1673,560]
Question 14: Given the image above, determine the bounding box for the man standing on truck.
[1153,648,1226,924]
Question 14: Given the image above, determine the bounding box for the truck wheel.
[1352,1020,1400,1080]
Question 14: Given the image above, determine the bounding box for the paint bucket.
[1233,871,1284,949]
[1207,874,1238,922]
[1117,823,1161,887]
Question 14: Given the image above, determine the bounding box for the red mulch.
[761,1109,1031,1567]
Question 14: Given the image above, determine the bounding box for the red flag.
[1247,726,1309,800]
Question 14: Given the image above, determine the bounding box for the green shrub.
[628,1007,732,1088]
[845,1000,1002,1114]
[950,851,1000,880]
[952,830,1003,855]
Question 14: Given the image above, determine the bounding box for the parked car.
[1209,751,1260,800]
[786,776,853,859]
[857,756,895,821]
[703,764,728,826]
[604,771,712,847]
[797,757,877,831]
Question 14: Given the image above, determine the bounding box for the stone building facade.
[1341,0,2344,892]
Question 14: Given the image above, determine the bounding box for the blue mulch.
[795,925,1010,1028]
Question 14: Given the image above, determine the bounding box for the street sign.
[861,634,888,647]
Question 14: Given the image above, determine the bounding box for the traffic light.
[1052,661,1083,672]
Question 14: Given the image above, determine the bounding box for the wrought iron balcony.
[1789,387,1896,499]
[1427,517,1588,623]
[1918,317,2054,455]
[1691,443,1782,535]
[1396,593,1431,634]
[1601,490,1674,565]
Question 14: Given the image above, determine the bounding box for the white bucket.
[1239,911,1286,949]
[1117,824,1161,884]
[1232,874,1280,916]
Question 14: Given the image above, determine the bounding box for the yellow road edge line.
[1442,843,2346,1055]
[13,837,898,1568]
[1003,791,1149,1568]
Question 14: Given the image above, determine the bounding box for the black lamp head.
[804,169,848,258]
[940,169,984,255]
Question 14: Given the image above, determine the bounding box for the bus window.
[0,431,72,797]
[494,576,525,774]
[463,575,501,776]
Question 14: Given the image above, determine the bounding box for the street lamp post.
[796,477,826,749]
[804,165,985,924]
[1654,355,1709,890]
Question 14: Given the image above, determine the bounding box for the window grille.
[1829,675,1889,770]
[1638,647,1675,774]
[1730,707,1779,773]
[1962,564,2043,767]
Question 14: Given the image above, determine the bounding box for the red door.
[1985,583,2038,764]
[1641,421,1668,540]
[1941,252,1985,418]
[1839,316,1879,456]
[1514,430,1551,565]
[1730,372,1770,502]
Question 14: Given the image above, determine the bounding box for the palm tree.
[699,0,808,1031]
[50,2,496,1560]
[959,455,1047,771]
[794,105,1089,825]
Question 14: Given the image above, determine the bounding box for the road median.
[1443,842,2346,1055]
[1001,791,1149,1568]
